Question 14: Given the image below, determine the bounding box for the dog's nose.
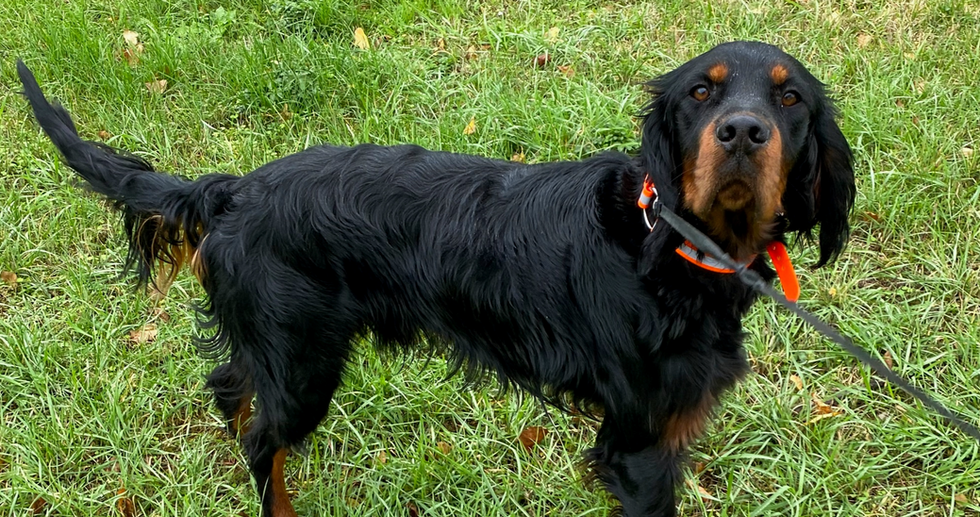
[715,115,770,154]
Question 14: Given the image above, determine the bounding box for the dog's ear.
[636,82,681,275]
[783,102,856,267]
[638,80,680,214]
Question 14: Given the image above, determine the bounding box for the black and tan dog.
[18,41,854,516]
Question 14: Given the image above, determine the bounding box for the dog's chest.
[649,272,759,356]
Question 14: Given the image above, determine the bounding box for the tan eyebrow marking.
[770,64,789,85]
[708,63,728,83]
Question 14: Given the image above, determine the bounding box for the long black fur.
[18,41,855,517]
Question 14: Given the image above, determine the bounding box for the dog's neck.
[633,171,799,302]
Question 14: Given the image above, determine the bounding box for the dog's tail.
[17,60,236,293]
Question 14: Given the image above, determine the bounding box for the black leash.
[653,202,980,443]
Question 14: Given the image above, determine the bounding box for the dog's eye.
[691,85,710,102]
[781,91,799,107]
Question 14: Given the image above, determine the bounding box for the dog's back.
[193,142,646,390]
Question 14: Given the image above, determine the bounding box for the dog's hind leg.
[241,327,352,517]
[207,256,356,516]
[207,358,255,436]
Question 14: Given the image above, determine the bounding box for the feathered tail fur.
[17,60,236,293]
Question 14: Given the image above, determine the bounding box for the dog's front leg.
[585,420,683,517]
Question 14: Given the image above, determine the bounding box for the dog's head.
[640,41,855,266]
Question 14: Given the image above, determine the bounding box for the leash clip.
[638,176,660,232]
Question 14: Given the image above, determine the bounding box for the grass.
[1,0,979,515]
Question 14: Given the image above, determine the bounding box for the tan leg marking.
[662,394,716,453]
[270,449,298,517]
[230,396,253,436]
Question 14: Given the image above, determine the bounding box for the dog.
[18,40,854,516]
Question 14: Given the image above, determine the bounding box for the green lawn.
[1,0,979,515]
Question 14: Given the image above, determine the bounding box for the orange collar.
[637,176,800,302]
[675,240,754,274]
[675,240,800,302]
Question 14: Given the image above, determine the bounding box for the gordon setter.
[18,41,855,516]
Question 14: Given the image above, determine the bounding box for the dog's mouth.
[715,180,753,211]
[684,166,785,261]
[698,181,776,261]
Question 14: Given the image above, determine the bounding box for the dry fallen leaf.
[353,27,370,50]
[436,38,445,50]
[98,130,112,140]
[518,426,548,451]
[511,151,526,163]
[545,26,560,43]
[954,493,969,504]
[533,52,550,68]
[376,450,388,464]
[1,271,16,285]
[863,211,882,222]
[806,393,842,424]
[961,147,974,158]
[145,79,167,94]
[151,306,171,323]
[117,488,136,517]
[557,65,575,78]
[463,116,477,135]
[789,374,804,391]
[436,441,452,454]
[120,48,140,66]
[464,45,478,60]
[811,393,836,415]
[684,478,714,499]
[128,323,158,345]
[30,497,47,515]
[406,502,420,517]
[122,30,140,47]
[697,484,713,498]
[119,30,145,66]
[856,34,873,48]
[806,412,841,425]
[883,351,894,369]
